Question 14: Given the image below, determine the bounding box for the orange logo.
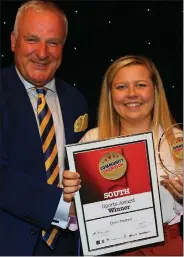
[99,152,127,180]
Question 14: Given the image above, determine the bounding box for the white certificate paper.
[66,132,164,256]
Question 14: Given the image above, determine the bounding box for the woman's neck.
[120,118,153,136]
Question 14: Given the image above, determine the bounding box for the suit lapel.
[4,67,40,138]
[3,66,45,179]
[55,78,74,145]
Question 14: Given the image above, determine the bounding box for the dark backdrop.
[1,0,183,129]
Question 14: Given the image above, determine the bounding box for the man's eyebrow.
[23,34,39,39]
[47,38,63,43]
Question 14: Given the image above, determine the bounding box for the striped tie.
[36,88,60,249]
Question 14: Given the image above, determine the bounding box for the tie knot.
[36,88,47,96]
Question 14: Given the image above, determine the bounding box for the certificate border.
[73,140,158,252]
[66,132,164,256]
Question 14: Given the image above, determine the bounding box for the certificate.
[66,132,164,256]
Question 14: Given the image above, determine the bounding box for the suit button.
[30,228,37,235]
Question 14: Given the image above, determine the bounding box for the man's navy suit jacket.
[0,66,88,255]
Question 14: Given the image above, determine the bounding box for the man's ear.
[11,31,16,52]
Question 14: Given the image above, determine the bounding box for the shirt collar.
[15,66,56,94]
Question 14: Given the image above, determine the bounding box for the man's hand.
[62,170,81,203]
[160,175,183,201]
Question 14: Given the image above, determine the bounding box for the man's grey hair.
[13,0,68,44]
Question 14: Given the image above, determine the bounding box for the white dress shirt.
[15,67,71,229]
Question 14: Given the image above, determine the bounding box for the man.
[0,1,87,255]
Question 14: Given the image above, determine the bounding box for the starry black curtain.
[1,0,183,128]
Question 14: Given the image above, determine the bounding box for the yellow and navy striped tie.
[36,88,60,249]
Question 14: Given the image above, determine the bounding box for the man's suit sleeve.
[0,166,62,230]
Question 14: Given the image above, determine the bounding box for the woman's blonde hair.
[98,55,176,147]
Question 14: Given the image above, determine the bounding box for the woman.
[63,55,183,255]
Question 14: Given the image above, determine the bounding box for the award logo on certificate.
[66,132,164,256]
[99,151,127,180]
